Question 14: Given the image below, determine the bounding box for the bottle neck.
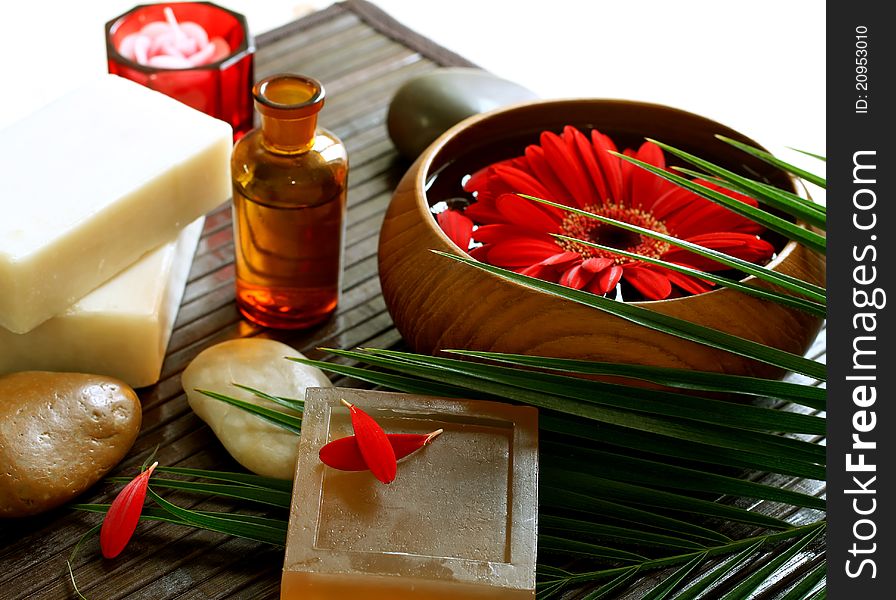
[252,74,326,154]
[260,113,318,154]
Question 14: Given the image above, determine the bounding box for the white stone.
[0,218,204,388]
[0,75,231,333]
[182,339,332,479]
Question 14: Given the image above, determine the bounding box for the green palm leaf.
[551,234,825,317]
[196,389,302,434]
[641,552,707,600]
[321,348,825,461]
[673,166,825,219]
[448,350,825,409]
[611,152,826,253]
[522,194,826,302]
[718,524,825,599]
[154,466,292,492]
[674,541,764,600]
[717,135,826,188]
[431,251,826,380]
[646,138,826,227]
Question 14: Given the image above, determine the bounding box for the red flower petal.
[581,257,615,273]
[436,210,473,250]
[662,232,775,271]
[623,266,673,300]
[588,264,624,295]
[100,462,157,559]
[630,141,668,210]
[664,269,716,295]
[320,430,443,471]
[565,126,610,203]
[491,164,554,203]
[468,244,491,262]
[464,196,507,224]
[486,238,564,267]
[560,264,597,289]
[524,144,577,206]
[541,131,596,207]
[473,223,553,245]
[495,193,563,232]
[591,131,624,204]
[342,400,397,484]
[518,252,581,280]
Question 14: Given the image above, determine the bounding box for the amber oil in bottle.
[231,74,348,329]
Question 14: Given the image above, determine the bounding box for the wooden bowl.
[378,99,825,378]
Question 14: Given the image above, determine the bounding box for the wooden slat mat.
[0,2,825,598]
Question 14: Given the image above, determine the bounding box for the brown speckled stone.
[0,371,141,518]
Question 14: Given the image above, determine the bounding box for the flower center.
[557,202,671,264]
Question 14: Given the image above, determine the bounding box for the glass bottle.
[231,74,348,329]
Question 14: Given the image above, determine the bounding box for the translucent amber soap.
[282,388,538,599]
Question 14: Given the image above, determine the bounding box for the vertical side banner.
[828,2,895,596]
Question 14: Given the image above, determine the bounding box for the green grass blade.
[612,153,826,253]
[552,235,825,317]
[448,350,826,409]
[196,389,302,434]
[232,383,304,413]
[362,348,826,438]
[329,348,825,462]
[717,135,826,188]
[522,195,826,301]
[675,541,764,600]
[642,552,707,600]
[147,489,287,546]
[788,147,826,162]
[433,251,826,381]
[539,515,706,551]
[647,138,826,227]
[780,560,826,600]
[719,524,826,599]
[538,535,647,562]
[108,477,292,508]
[541,442,825,510]
[154,466,293,492]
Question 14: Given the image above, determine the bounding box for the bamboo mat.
[0,1,825,598]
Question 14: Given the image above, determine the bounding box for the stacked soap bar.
[282,387,539,599]
[0,218,204,387]
[0,75,232,386]
[0,75,231,334]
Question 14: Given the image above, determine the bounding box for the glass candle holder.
[105,2,255,140]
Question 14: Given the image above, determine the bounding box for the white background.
[1,0,825,181]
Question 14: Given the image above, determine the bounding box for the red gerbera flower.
[437,125,775,300]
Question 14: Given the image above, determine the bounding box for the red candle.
[106,3,254,140]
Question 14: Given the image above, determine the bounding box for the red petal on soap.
[320,430,444,471]
[342,400,397,483]
[100,462,157,559]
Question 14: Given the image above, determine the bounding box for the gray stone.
[387,68,537,160]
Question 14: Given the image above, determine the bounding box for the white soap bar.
[0,218,204,388]
[0,75,231,334]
